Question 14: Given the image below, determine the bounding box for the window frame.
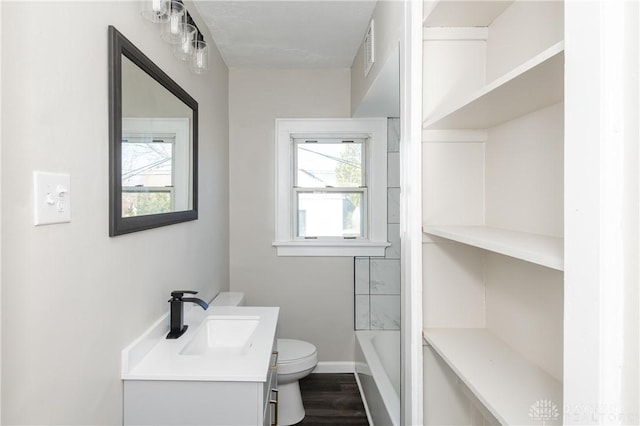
[274,118,389,257]
[293,137,368,240]
[121,117,191,212]
[121,134,176,214]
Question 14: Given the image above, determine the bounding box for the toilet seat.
[277,339,318,375]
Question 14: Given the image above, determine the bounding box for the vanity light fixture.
[139,0,209,74]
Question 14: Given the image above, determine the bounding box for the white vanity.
[122,305,280,426]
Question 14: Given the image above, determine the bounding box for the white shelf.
[423,42,564,130]
[423,225,563,270]
[424,328,563,426]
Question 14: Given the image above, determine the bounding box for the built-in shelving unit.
[422,1,565,424]
[423,328,562,426]
[423,42,564,130]
[423,225,563,270]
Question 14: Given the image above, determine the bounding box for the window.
[121,117,191,216]
[294,138,367,239]
[121,135,175,217]
[274,118,388,256]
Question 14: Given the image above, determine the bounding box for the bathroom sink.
[123,306,278,381]
[180,315,260,356]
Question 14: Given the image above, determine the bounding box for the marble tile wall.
[355,118,401,330]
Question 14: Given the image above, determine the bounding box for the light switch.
[33,171,71,225]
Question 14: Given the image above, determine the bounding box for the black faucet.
[166,290,209,339]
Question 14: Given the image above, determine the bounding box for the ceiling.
[192,1,377,68]
[424,1,512,27]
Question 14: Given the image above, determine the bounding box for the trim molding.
[423,27,488,41]
[312,361,356,374]
[274,118,388,256]
[273,241,389,257]
[422,129,488,143]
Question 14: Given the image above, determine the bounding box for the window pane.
[122,140,173,187]
[122,191,172,217]
[296,192,364,237]
[296,142,363,188]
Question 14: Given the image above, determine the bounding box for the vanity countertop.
[122,305,279,382]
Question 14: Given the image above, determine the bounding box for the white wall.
[564,1,639,423]
[485,102,564,237]
[228,68,356,362]
[485,0,563,82]
[1,2,229,424]
[0,0,3,420]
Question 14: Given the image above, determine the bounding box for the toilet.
[276,338,318,425]
[211,292,318,426]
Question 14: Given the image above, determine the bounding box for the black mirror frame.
[108,26,198,236]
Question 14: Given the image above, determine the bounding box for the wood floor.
[294,373,369,425]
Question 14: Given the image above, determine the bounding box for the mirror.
[108,26,198,236]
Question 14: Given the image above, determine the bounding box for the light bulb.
[173,23,196,61]
[141,0,169,23]
[170,13,180,34]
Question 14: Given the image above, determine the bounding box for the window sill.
[272,240,390,257]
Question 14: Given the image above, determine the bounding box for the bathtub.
[355,330,401,426]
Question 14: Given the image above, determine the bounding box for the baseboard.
[312,361,356,374]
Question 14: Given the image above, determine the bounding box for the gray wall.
[350,1,403,117]
[228,68,356,362]
[1,2,229,424]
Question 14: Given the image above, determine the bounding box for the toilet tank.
[210,292,245,307]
